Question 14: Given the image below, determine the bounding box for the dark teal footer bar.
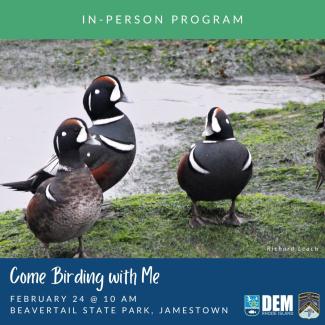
[0,258,323,324]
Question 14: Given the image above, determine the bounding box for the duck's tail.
[1,179,36,193]
[1,171,53,194]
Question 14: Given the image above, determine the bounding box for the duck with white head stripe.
[177,107,253,228]
[80,74,136,191]
[23,118,103,258]
[2,74,136,194]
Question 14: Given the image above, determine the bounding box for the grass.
[0,193,324,258]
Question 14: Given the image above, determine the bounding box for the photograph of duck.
[25,118,103,258]
[0,40,324,258]
[177,107,252,227]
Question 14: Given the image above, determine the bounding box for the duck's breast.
[178,140,252,201]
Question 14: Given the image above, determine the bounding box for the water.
[0,76,324,211]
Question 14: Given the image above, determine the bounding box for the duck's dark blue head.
[54,118,98,168]
[202,107,234,141]
[83,74,127,122]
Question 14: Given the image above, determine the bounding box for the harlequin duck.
[81,74,136,191]
[177,107,253,228]
[315,111,325,190]
[2,74,136,193]
[25,118,103,258]
[307,65,325,84]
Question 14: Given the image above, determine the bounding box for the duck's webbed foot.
[189,216,206,228]
[222,199,251,226]
[73,236,88,258]
[189,201,223,227]
[222,213,248,226]
[197,215,221,225]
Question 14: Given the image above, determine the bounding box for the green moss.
[0,193,324,258]
[250,108,283,118]
[102,39,113,47]
[127,43,154,52]
[257,166,315,184]
[96,47,106,57]
[222,40,322,52]
[243,128,289,145]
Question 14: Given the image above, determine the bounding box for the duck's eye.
[61,131,67,137]
[95,89,100,95]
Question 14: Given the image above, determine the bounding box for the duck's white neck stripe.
[45,184,56,202]
[58,164,72,172]
[203,137,236,144]
[93,115,124,125]
[189,147,210,174]
[242,150,252,171]
[99,135,135,152]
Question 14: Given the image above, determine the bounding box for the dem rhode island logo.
[299,292,320,320]
[244,294,293,317]
[244,295,260,316]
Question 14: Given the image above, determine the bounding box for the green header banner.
[0,0,324,39]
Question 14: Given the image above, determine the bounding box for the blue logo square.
[244,295,260,316]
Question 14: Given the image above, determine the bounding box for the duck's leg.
[222,199,249,226]
[316,171,324,191]
[189,201,205,228]
[73,236,88,258]
[42,242,50,258]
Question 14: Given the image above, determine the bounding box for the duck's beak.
[120,93,130,103]
[86,134,101,146]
